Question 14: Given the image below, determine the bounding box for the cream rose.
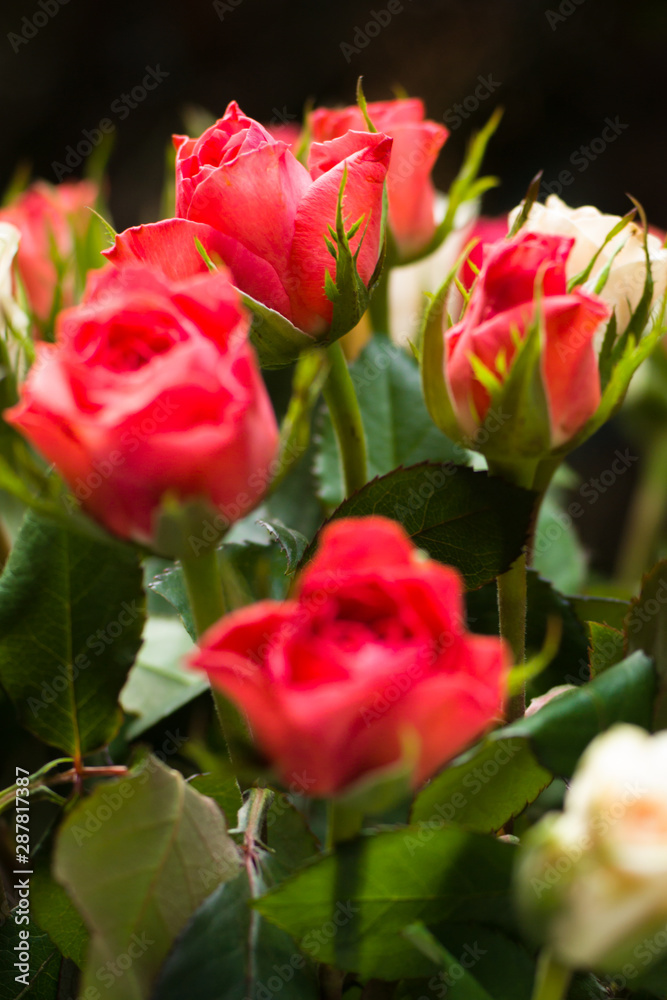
[508,194,667,339]
[0,222,28,339]
[515,725,667,972]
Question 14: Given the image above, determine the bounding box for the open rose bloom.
[5,265,278,545]
[191,517,509,797]
[105,101,392,337]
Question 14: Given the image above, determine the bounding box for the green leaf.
[30,859,88,969]
[316,335,464,507]
[413,650,656,837]
[411,736,551,834]
[532,490,587,593]
[54,755,242,1000]
[153,791,319,1000]
[301,464,537,591]
[256,827,517,980]
[188,772,243,828]
[152,872,319,1000]
[466,571,589,697]
[120,616,202,740]
[0,915,61,999]
[568,594,630,632]
[258,519,308,574]
[587,622,624,676]
[398,922,536,1000]
[400,923,494,999]
[626,558,667,727]
[241,291,316,369]
[0,511,145,756]
[503,650,656,777]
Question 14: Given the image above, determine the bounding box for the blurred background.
[0,0,664,567]
[0,0,664,230]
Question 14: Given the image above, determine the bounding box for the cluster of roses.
[2,94,667,986]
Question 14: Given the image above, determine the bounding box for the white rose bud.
[507,195,667,343]
[0,222,28,340]
[515,724,667,973]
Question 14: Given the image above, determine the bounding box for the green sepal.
[324,162,385,342]
[507,170,543,238]
[402,107,503,266]
[566,207,635,291]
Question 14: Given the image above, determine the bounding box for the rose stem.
[615,426,667,588]
[180,546,245,762]
[368,261,390,335]
[326,801,365,850]
[530,950,572,1000]
[323,340,368,496]
[488,458,557,722]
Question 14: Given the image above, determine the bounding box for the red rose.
[190,517,509,796]
[0,180,97,323]
[459,216,509,290]
[310,98,448,258]
[5,265,278,545]
[445,231,610,449]
[105,101,392,336]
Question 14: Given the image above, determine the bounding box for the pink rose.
[5,265,278,545]
[105,101,392,336]
[190,516,509,796]
[310,98,448,258]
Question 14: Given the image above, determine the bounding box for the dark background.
[0,0,663,568]
[0,0,664,232]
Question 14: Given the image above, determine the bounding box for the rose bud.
[514,724,667,974]
[189,516,509,797]
[0,179,97,325]
[105,101,392,339]
[507,194,667,340]
[0,222,29,340]
[4,265,279,547]
[442,230,610,457]
[310,98,448,260]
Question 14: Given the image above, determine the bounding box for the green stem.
[368,261,390,335]
[326,801,365,850]
[322,340,368,496]
[180,547,244,759]
[616,427,667,587]
[530,950,572,1000]
[497,551,528,721]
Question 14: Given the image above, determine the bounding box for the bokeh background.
[0,0,665,565]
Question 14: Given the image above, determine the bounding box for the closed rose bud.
[444,230,610,455]
[515,725,667,973]
[310,98,448,259]
[0,222,28,340]
[190,516,509,797]
[106,101,392,338]
[5,265,278,546]
[0,180,97,324]
[507,194,667,340]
